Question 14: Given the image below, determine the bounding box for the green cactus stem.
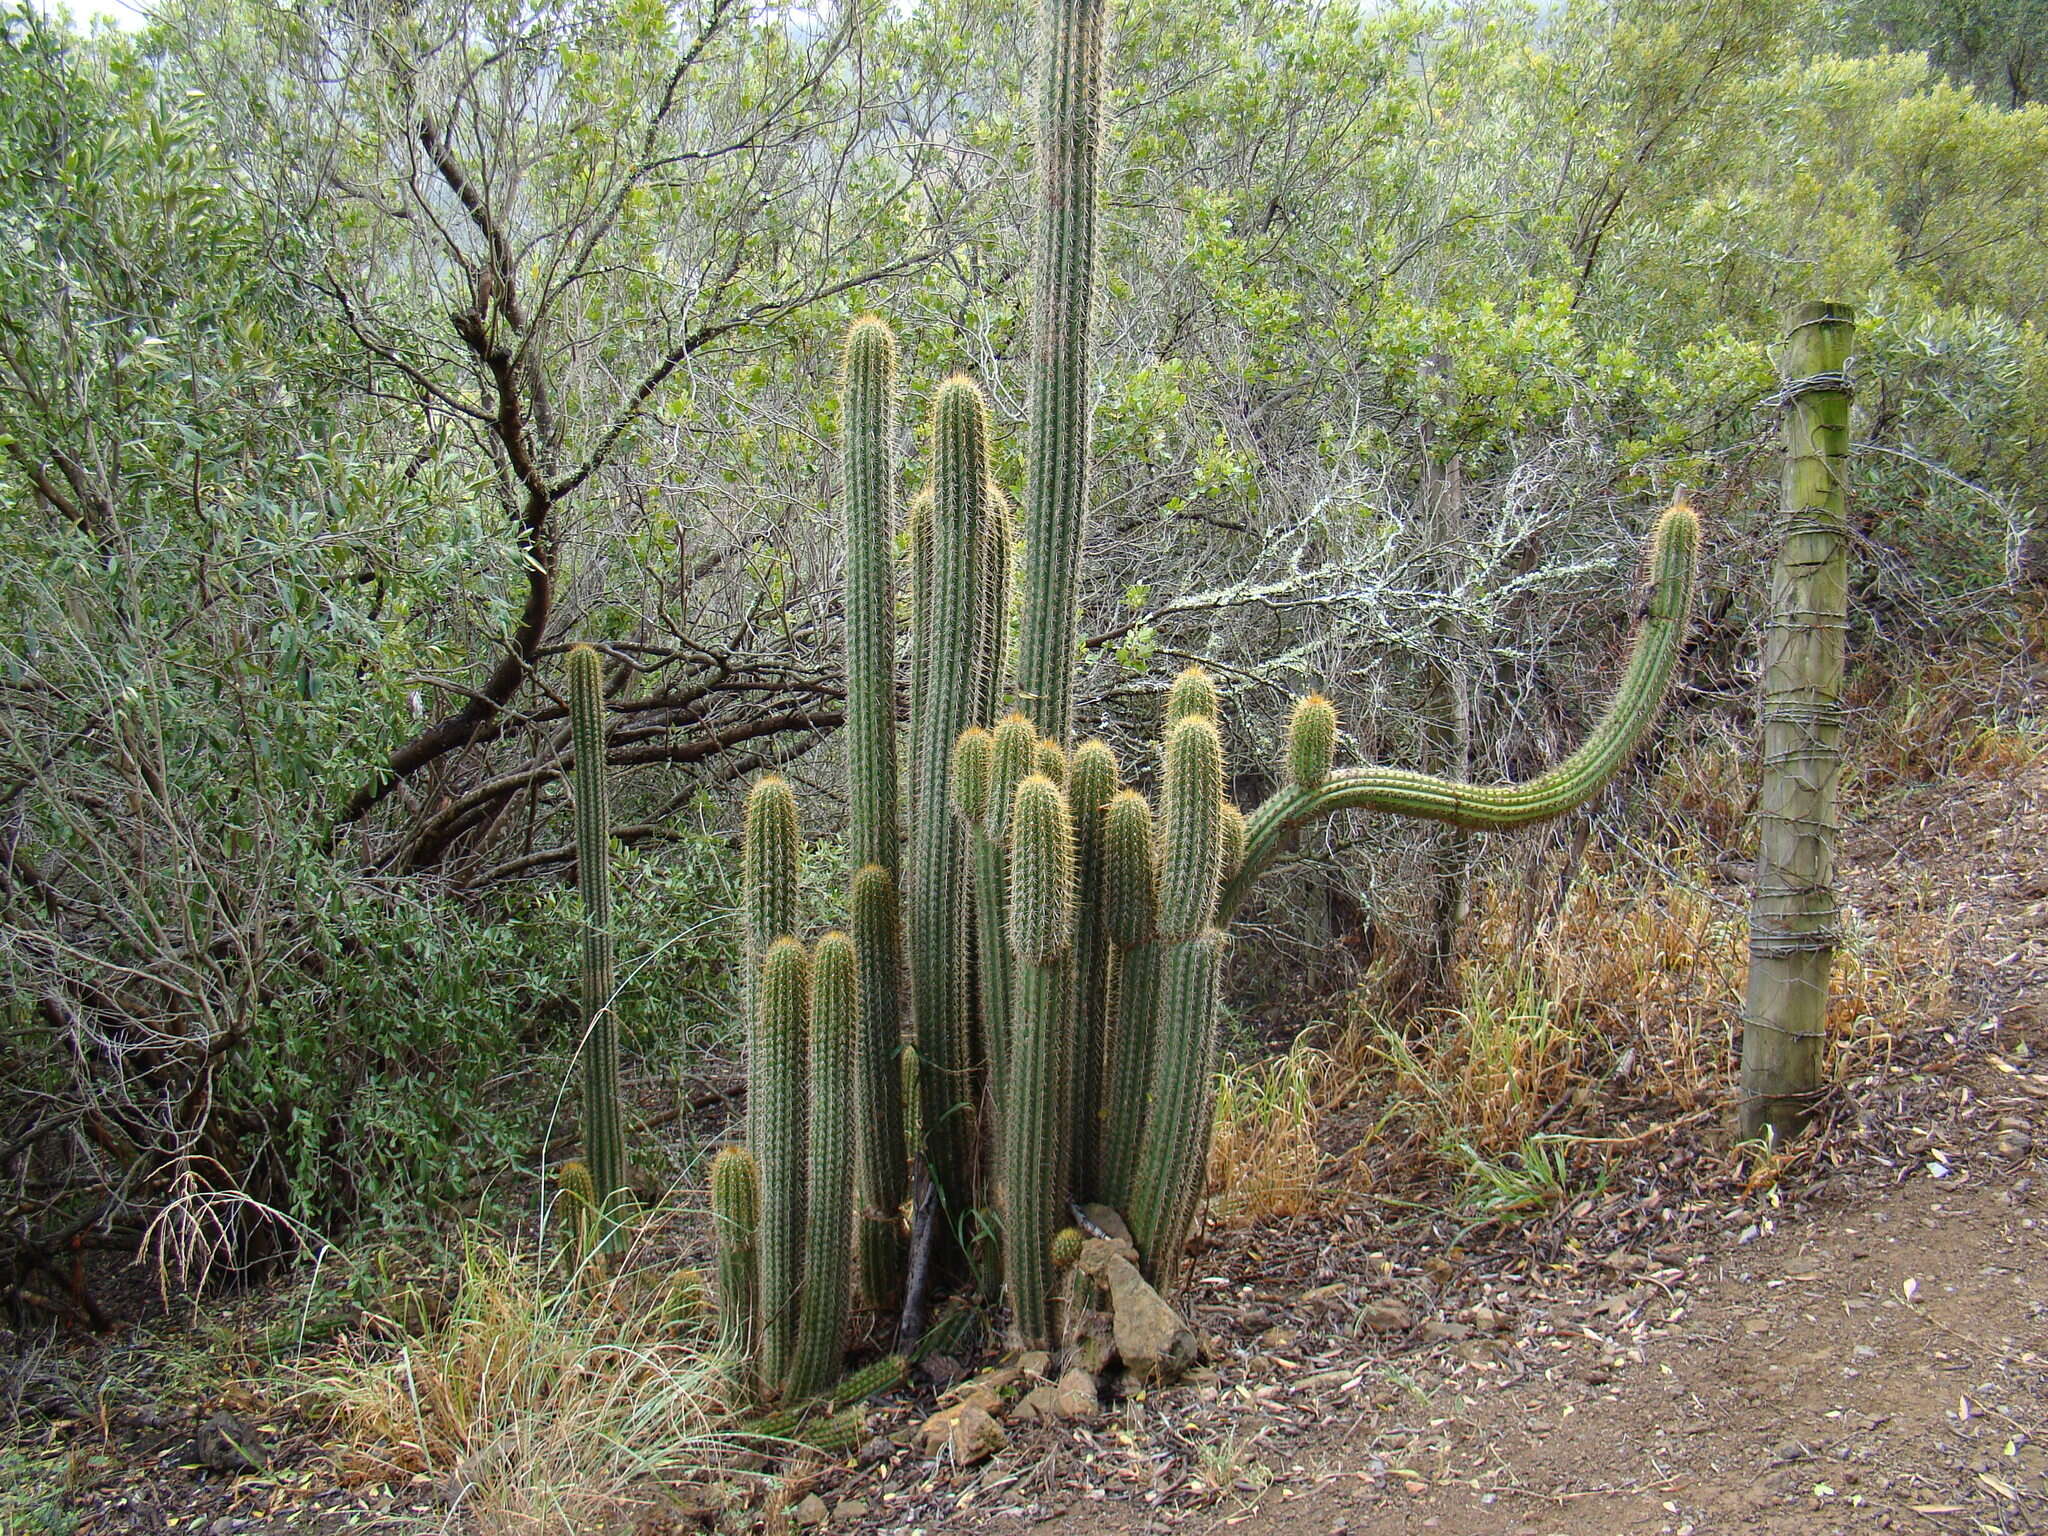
[1287,693,1336,791]
[1066,739,1119,1199]
[909,380,998,1237]
[1014,0,1109,743]
[556,1159,599,1273]
[1165,663,1219,725]
[568,645,625,1212]
[1218,503,1701,925]
[752,935,811,1395]
[843,317,901,877]
[711,1146,761,1386]
[1003,772,1076,1345]
[1097,787,1159,1212]
[789,932,857,1402]
[1128,712,1226,1279]
[850,865,909,1312]
[744,774,800,958]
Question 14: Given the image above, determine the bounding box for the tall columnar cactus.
[711,1145,761,1382]
[1003,773,1076,1345]
[841,318,911,1307]
[722,0,1703,1375]
[568,645,625,1211]
[910,378,998,1238]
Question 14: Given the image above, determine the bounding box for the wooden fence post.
[1740,301,1855,1142]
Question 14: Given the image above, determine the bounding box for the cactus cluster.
[688,0,1703,1392]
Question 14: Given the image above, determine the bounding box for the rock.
[1017,1350,1053,1381]
[1258,1325,1298,1350]
[955,1364,1022,1400]
[1077,1205,1136,1253]
[1359,1301,1411,1334]
[792,1493,829,1527]
[192,1412,268,1473]
[1011,1384,1060,1422]
[856,1434,894,1467]
[831,1498,871,1522]
[1301,1282,1348,1308]
[947,1381,1007,1415]
[1070,1316,1118,1377]
[1053,1369,1099,1421]
[1995,1125,2033,1159]
[1464,1304,1511,1333]
[917,1353,967,1388]
[1073,1239,1197,1383]
[919,1402,1007,1465]
[1422,1317,1471,1343]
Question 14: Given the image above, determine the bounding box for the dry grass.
[1850,626,2046,796]
[1206,1039,1327,1225]
[1303,838,1953,1208]
[283,1216,734,1535]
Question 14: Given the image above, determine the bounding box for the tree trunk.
[1740,302,1855,1142]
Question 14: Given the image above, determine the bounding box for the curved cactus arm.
[1218,503,1700,926]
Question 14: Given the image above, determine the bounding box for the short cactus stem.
[1165,664,1219,725]
[1097,788,1159,1210]
[568,645,625,1212]
[789,932,857,1402]
[1156,715,1225,941]
[952,727,994,825]
[1218,801,1246,884]
[1004,773,1076,1346]
[1067,739,1120,1198]
[752,936,811,1394]
[1035,738,1067,786]
[850,865,908,1312]
[744,775,801,958]
[710,1146,761,1388]
[1126,930,1224,1284]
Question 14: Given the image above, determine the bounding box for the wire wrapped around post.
[1740,301,1855,1143]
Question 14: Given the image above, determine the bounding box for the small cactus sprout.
[711,1146,761,1383]
[1288,693,1337,791]
[1051,1226,1084,1271]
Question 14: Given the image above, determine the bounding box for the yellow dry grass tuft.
[284,1224,732,1535]
[1316,840,1953,1201]
[1206,1039,1328,1225]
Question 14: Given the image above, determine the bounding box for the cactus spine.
[711,1146,761,1382]
[1003,773,1075,1345]
[568,645,625,1213]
